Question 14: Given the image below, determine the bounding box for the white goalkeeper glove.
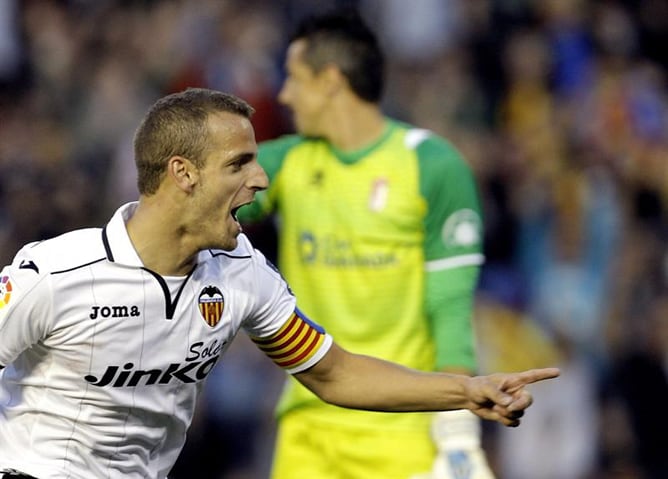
[416,409,496,479]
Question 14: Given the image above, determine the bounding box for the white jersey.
[0,203,332,479]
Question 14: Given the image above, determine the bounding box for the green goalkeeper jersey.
[239,119,484,425]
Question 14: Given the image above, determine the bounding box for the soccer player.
[237,8,497,479]
[0,88,558,479]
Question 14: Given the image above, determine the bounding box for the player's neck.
[126,199,197,277]
[327,101,386,152]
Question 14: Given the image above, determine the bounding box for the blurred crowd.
[0,0,666,478]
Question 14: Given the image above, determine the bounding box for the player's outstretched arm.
[295,342,559,427]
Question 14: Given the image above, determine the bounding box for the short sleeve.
[240,245,332,374]
[0,248,53,368]
[416,134,484,267]
[250,308,333,374]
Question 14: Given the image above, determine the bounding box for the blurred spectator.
[608,293,668,479]
[0,0,23,86]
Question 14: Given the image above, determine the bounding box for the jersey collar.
[102,202,144,267]
[330,119,395,165]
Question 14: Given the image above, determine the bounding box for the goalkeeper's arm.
[425,265,496,478]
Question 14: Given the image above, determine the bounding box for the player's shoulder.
[14,227,107,275]
[198,234,258,265]
[200,234,282,280]
[391,119,459,154]
[259,134,309,156]
[392,119,470,173]
[258,135,333,185]
[260,133,321,148]
[259,134,329,158]
[258,134,322,178]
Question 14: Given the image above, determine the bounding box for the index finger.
[504,367,560,391]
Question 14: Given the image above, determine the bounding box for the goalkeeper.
[237,7,496,479]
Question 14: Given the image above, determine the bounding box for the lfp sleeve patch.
[0,275,13,309]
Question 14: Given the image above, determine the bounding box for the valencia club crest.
[198,286,224,327]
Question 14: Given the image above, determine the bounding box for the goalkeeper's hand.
[421,410,495,479]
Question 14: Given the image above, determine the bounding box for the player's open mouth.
[230,203,248,222]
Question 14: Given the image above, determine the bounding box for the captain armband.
[251,309,330,373]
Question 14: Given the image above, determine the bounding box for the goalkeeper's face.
[278,39,331,137]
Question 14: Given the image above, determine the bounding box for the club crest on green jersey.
[441,209,482,248]
[368,177,389,212]
[198,285,224,327]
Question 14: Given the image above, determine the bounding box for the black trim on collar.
[102,226,114,262]
[207,249,252,259]
[142,267,197,320]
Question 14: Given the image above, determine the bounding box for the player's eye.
[229,154,254,172]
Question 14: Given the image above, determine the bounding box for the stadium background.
[0,0,666,478]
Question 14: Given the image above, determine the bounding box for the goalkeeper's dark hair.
[291,8,385,103]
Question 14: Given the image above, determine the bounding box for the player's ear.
[168,156,199,193]
[320,64,346,97]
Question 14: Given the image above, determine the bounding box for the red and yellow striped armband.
[251,309,332,373]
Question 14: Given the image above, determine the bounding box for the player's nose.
[248,161,269,191]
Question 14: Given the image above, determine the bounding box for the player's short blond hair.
[133,88,254,195]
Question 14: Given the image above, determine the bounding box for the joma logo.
[89,305,140,319]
